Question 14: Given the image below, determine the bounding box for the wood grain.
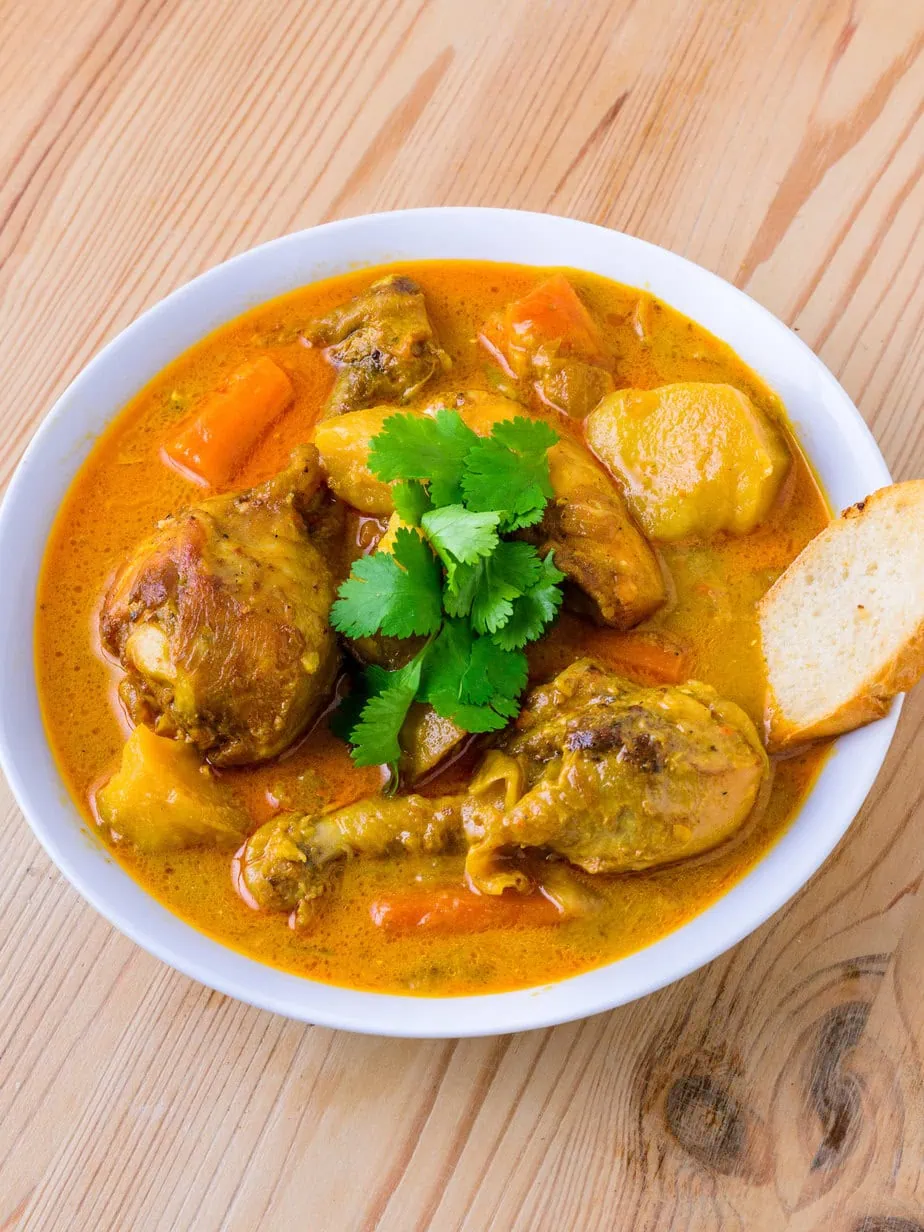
[1,0,922,1228]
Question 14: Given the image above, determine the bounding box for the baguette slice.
[759,481,924,750]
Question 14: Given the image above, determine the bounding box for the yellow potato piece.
[313,406,398,515]
[96,725,248,852]
[586,382,790,540]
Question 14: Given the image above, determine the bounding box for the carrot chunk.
[162,356,294,487]
[369,886,567,935]
[504,274,606,363]
[594,631,691,684]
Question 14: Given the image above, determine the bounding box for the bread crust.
[760,481,924,751]
[766,614,924,749]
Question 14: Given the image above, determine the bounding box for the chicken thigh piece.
[463,659,768,892]
[538,430,666,628]
[307,275,451,416]
[240,661,768,916]
[100,447,340,765]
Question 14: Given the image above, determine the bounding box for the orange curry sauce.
[35,261,830,995]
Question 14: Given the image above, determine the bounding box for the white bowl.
[0,208,897,1037]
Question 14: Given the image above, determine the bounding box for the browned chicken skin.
[100,447,340,765]
[308,275,451,417]
[533,430,666,628]
[464,659,768,892]
[240,661,768,916]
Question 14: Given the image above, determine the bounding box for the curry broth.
[35,260,830,995]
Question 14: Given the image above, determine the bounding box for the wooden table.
[2,1,922,1227]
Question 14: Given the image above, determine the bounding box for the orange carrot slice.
[369,886,567,935]
[504,274,606,363]
[162,355,293,487]
[594,631,691,684]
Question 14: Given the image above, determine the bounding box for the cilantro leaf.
[491,416,559,455]
[470,541,544,634]
[443,560,481,619]
[418,618,471,704]
[367,409,478,506]
[421,505,500,566]
[331,527,442,639]
[470,571,517,632]
[440,700,511,733]
[491,552,566,649]
[332,408,568,766]
[461,416,558,530]
[501,501,547,532]
[491,539,544,588]
[459,638,528,709]
[392,480,431,526]
[418,621,515,733]
[348,656,423,768]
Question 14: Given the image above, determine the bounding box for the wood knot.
[853,1219,924,1232]
[665,1075,746,1174]
[809,999,870,1170]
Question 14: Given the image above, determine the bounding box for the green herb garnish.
[330,527,442,640]
[330,410,565,772]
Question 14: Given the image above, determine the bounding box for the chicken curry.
[36,260,830,996]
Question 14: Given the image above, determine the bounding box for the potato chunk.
[313,406,397,515]
[96,725,249,852]
[586,383,790,540]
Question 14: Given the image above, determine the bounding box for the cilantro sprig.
[330,527,442,639]
[330,409,565,772]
